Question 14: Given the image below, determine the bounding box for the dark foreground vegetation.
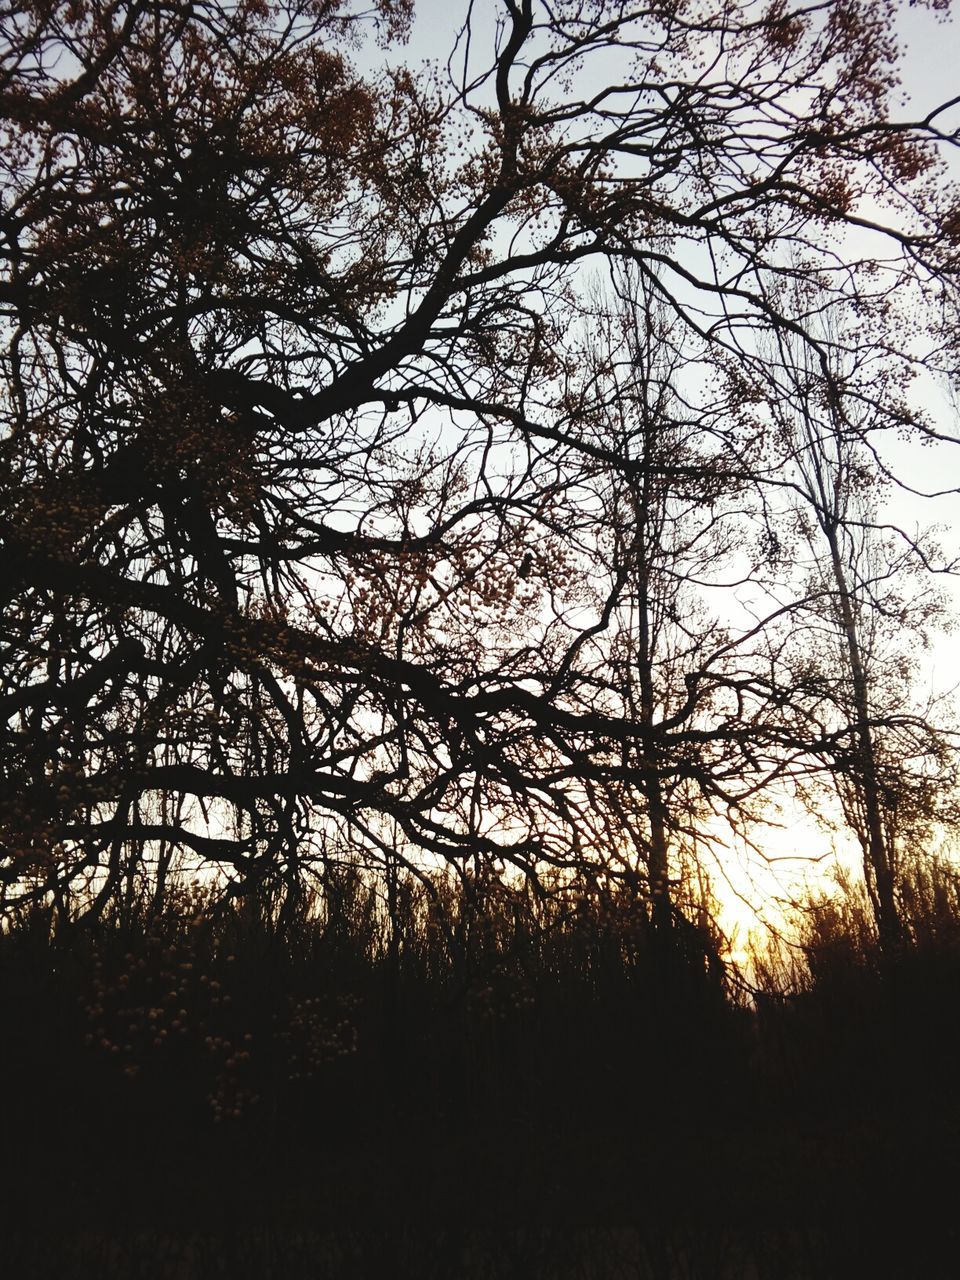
[3,861,960,1279]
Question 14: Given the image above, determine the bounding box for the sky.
[72,0,956,959]
[384,0,960,951]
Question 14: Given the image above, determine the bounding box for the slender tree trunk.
[634,556,672,939]
[825,527,900,957]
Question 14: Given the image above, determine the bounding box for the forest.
[1,0,959,1274]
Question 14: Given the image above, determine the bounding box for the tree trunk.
[825,526,900,958]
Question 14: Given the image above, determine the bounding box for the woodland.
[2,0,960,1274]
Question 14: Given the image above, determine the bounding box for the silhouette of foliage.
[0,2,957,942]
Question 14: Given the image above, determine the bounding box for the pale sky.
[385,0,960,949]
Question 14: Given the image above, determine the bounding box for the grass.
[2,856,960,1276]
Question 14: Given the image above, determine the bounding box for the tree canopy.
[1,0,958,942]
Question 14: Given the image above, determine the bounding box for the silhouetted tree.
[1,0,957,925]
[764,309,957,956]
[569,265,752,941]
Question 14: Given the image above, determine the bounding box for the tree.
[763,309,957,955]
[567,264,754,940]
[1,0,957,925]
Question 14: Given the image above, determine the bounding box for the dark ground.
[2,884,959,1277]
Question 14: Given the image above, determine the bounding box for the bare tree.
[764,309,957,955]
[564,265,755,941]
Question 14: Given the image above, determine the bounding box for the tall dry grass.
[2,853,960,1275]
